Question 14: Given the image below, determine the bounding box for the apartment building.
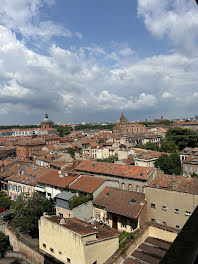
[145,174,198,230]
[93,187,147,232]
[182,156,198,176]
[39,215,119,264]
[75,160,158,193]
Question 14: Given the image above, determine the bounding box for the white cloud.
[119,48,134,57]
[137,0,198,56]
[0,0,72,41]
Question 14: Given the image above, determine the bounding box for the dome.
[42,113,52,123]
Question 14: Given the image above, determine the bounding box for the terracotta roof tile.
[75,160,154,180]
[37,170,78,188]
[93,187,146,219]
[69,176,106,194]
[148,174,198,194]
[44,216,118,239]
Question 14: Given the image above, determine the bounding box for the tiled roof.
[75,160,154,180]
[183,156,198,165]
[93,187,146,219]
[44,216,118,239]
[5,164,50,186]
[68,176,106,194]
[148,174,198,195]
[37,170,78,188]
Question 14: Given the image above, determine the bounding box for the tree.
[0,232,11,257]
[160,139,178,153]
[11,192,55,237]
[67,147,75,158]
[191,172,198,178]
[0,191,12,209]
[69,194,93,210]
[136,141,159,151]
[166,127,198,150]
[155,153,182,175]
[96,156,118,163]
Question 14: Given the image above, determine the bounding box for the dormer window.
[131,199,136,203]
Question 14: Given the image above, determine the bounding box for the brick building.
[113,114,146,136]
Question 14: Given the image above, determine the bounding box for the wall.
[145,186,198,229]
[73,200,94,222]
[56,205,74,218]
[39,216,87,264]
[93,180,119,199]
[0,223,44,264]
[85,237,119,264]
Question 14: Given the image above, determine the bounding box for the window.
[122,218,126,228]
[163,222,167,225]
[176,225,180,229]
[136,185,140,192]
[162,206,167,211]
[142,187,145,193]
[150,203,156,209]
[93,262,97,264]
[122,183,125,190]
[129,184,132,191]
[43,243,46,248]
[185,211,191,216]
[50,248,54,252]
[59,251,62,255]
[96,211,100,220]
[175,209,179,214]
[67,258,71,263]
[59,213,63,218]
[151,218,156,222]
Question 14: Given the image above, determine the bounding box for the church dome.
[42,113,52,123]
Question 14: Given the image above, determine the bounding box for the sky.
[0,0,198,125]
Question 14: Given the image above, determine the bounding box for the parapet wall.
[0,222,44,264]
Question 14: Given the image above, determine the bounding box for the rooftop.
[148,174,198,195]
[56,191,75,201]
[93,187,146,220]
[75,160,154,180]
[44,216,118,240]
[68,175,108,194]
[37,170,78,188]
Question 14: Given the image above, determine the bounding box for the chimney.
[60,218,65,225]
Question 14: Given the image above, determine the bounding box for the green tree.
[67,147,75,158]
[69,194,93,210]
[136,141,159,151]
[0,191,13,209]
[166,127,198,150]
[96,156,118,163]
[160,139,178,153]
[155,153,182,175]
[0,232,11,257]
[11,192,55,237]
[191,172,198,178]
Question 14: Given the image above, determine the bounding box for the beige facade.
[39,216,119,264]
[134,158,156,168]
[94,206,140,232]
[182,161,198,176]
[8,180,35,200]
[145,186,198,230]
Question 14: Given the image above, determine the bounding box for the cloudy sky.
[0,0,198,124]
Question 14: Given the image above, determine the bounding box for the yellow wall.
[145,187,198,229]
[39,216,119,264]
[56,206,74,218]
[85,237,119,264]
